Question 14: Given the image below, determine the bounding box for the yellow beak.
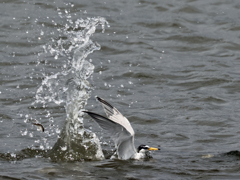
[148,147,160,151]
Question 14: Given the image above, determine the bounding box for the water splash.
[34,16,109,161]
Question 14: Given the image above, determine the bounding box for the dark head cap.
[137,145,149,153]
[137,144,160,152]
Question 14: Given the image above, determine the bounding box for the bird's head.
[137,144,160,153]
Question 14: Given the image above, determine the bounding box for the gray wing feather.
[83,111,136,159]
[96,97,135,136]
[117,136,136,160]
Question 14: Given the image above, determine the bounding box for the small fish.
[33,123,44,132]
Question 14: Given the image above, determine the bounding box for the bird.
[83,96,160,160]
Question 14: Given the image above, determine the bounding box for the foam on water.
[33,16,109,161]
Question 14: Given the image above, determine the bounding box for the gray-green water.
[1,0,240,179]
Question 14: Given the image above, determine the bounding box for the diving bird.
[83,97,160,160]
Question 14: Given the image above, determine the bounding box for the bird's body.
[83,97,160,160]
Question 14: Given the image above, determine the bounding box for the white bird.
[83,97,160,160]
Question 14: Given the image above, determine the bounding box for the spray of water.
[33,16,109,161]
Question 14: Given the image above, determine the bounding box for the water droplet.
[56,128,60,134]
[61,146,67,151]
[40,145,44,150]
[10,153,16,158]
[21,129,28,136]
[29,132,33,138]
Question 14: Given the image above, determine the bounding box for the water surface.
[1,0,240,179]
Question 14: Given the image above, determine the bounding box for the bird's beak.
[148,147,160,151]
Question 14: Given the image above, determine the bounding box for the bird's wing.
[117,136,136,160]
[96,97,135,136]
[83,111,136,159]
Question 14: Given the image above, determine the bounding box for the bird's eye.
[144,146,149,149]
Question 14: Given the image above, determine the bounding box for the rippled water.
[1,0,240,179]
